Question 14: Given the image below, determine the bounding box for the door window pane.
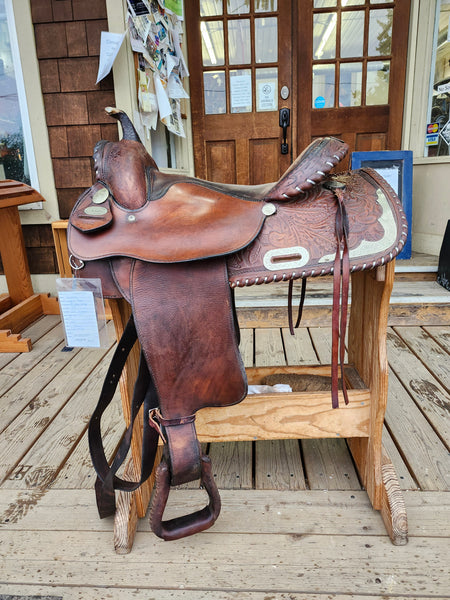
[204,71,227,114]
[227,0,249,14]
[341,11,364,58]
[314,0,336,7]
[256,67,278,111]
[255,0,277,12]
[228,19,251,64]
[313,63,335,108]
[366,60,390,105]
[201,21,225,66]
[230,69,252,112]
[339,62,362,106]
[200,0,223,16]
[313,13,337,60]
[344,0,365,5]
[255,17,277,63]
[368,8,393,56]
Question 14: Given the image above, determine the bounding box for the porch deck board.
[0,313,449,598]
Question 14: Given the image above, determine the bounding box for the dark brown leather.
[67,108,408,542]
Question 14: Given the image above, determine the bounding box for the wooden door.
[186,0,293,184]
[298,0,411,155]
[186,0,411,182]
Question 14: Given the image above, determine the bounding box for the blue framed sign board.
[351,150,413,259]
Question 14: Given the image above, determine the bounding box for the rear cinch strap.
[88,316,160,518]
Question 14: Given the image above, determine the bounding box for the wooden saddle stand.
[67,108,409,553]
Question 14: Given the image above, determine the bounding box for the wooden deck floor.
[0,311,449,599]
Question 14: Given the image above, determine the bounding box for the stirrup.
[149,454,221,541]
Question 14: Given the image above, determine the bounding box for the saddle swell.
[67,108,408,542]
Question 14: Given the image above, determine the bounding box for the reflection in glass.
[366,60,390,105]
[313,13,336,60]
[341,11,364,58]
[255,0,277,11]
[201,21,225,66]
[200,0,223,16]
[203,71,227,114]
[255,17,277,63]
[313,0,336,7]
[344,0,365,5]
[228,19,251,64]
[256,67,278,111]
[312,63,335,108]
[339,62,362,106]
[0,0,31,184]
[227,0,249,14]
[368,9,393,56]
[230,69,252,113]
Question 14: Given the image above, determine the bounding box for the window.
[0,0,39,197]
[425,0,450,157]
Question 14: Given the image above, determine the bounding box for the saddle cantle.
[67,107,407,541]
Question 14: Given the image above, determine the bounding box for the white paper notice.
[230,75,252,109]
[153,73,172,120]
[59,291,101,347]
[258,81,276,111]
[96,31,126,84]
[375,167,399,195]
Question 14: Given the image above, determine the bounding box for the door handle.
[279,107,290,155]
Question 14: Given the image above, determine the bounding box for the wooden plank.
[282,326,318,364]
[0,314,60,370]
[254,327,286,366]
[207,441,253,489]
[2,589,445,600]
[381,425,418,490]
[423,325,450,353]
[0,529,448,596]
[239,327,254,367]
[3,345,117,490]
[0,339,113,486]
[254,439,306,490]
[0,293,45,333]
[0,488,448,538]
[387,328,450,444]
[394,326,450,392]
[384,367,450,491]
[0,333,78,429]
[302,438,361,490]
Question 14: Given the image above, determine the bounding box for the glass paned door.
[312,0,394,109]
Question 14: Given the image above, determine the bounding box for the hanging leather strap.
[88,315,160,518]
[331,187,350,409]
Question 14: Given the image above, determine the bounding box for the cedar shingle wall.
[3,0,120,275]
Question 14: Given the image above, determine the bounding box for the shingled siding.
[4,0,119,275]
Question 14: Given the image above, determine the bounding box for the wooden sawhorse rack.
[109,261,408,553]
[0,181,59,352]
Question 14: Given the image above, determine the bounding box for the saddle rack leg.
[347,262,408,545]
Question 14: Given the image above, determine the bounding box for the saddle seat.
[68,135,349,264]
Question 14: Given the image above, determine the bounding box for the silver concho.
[92,187,109,204]
[84,206,108,216]
[262,202,277,216]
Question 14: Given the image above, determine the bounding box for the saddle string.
[287,277,307,336]
[331,191,350,409]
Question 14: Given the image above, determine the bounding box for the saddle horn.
[105,106,142,143]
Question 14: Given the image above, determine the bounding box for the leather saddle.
[67,107,407,541]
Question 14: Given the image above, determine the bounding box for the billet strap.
[88,315,160,518]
